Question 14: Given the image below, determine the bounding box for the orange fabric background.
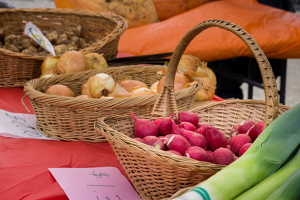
[119,0,300,62]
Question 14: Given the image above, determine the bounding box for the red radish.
[226,145,231,150]
[153,118,164,127]
[131,112,158,138]
[171,120,181,135]
[185,146,209,162]
[239,143,252,156]
[158,136,169,145]
[247,124,259,142]
[143,136,165,150]
[256,121,264,130]
[168,150,182,156]
[228,136,236,146]
[178,122,196,132]
[133,138,145,143]
[195,124,209,137]
[257,128,263,137]
[231,134,252,155]
[158,113,174,136]
[181,129,207,149]
[230,124,240,137]
[238,120,256,134]
[167,135,191,155]
[234,155,239,160]
[206,126,227,151]
[206,150,214,163]
[177,111,199,127]
[213,147,234,165]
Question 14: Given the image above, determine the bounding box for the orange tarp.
[119,0,300,62]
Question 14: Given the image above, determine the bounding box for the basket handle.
[152,19,278,128]
[21,95,31,113]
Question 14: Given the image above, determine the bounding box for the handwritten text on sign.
[49,167,142,200]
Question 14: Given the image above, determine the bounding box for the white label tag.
[24,21,56,56]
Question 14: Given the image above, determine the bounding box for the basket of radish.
[95,20,290,200]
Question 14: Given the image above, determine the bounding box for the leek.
[172,103,300,200]
[266,168,300,200]
[235,147,300,199]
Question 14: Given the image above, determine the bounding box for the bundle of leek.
[172,103,300,200]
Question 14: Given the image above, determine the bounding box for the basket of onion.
[95,19,291,200]
[23,47,203,142]
[0,8,127,88]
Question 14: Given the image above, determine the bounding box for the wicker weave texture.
[95,19,289,200]
[0,8,127,87]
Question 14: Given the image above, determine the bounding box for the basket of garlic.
[0,8,127,88]
[23,50,203,142]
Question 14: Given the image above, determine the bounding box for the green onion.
[172,103,300,200]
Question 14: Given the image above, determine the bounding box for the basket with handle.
[0,8,127,88]
[23,58,203,142]
[95,19,291,200]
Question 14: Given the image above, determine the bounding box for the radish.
[168,150,182,156]
[228,136,236,146]
[238,119,256,134]
[178,122,196,132]
[231,134,252,155]
[158,136,169,145]
[227,145,231,151]
[143,136,165,150]
[256,121,264,130]
[133,138,145,143]
[185,146,209,162]
[167,135,191,155]
[153,118,164,127]
[195,124,209,137]
[234,155,239,160]
[131,112,159,138]
[171,120,182,135]
[230,124,240,137]
[206,150,214,163]
[158,113,174,136]
[257,128,263,137]
[177,111,199,127]
[213,147,235,165]
[206,126,227,151]
[247,124,259,142]
[181,129,207,149]
[239,143,252,157]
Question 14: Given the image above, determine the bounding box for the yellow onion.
[45,84,74,97]
[107,83,134,98]
[195,77,216,101]
[81,77,93,97]
[40,56,60,78]
[57,51,89,74]
[119,80,148,93]
[132,87,156,96]
[177,55,199,73]
[157,73,191,93]
[89,73,116,98]
[150,81,159,93]
[198,64,217,87]
[84,53,109,70]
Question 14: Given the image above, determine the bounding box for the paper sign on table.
[0,109,57,140]
[49,167,142,200]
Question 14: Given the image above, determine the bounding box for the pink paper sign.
[49,167,142,200]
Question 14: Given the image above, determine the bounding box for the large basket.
[23,58,203,142]
[95,19,291,200]
[0,8,127,88]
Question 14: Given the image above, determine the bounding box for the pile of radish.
[131,111,264,165]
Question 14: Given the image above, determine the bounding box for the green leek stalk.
[266,168,300,200]
[172,103,300,200]
[234,147,300,200]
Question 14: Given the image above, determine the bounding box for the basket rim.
[0,8,128,60]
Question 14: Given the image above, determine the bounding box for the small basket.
[95,19,291,200]
[23,57,203,142]
[0,8,127,88]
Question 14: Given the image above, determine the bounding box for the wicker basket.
[23,58,203,142]
[0,8,127,88]
[95,19,291,200]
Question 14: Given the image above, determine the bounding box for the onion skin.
[132,87,156,96]
[45,84,74,97]
[89,73,116,98]
[157,73,190,93]
[119,80,148,93]
[57,51,89,74]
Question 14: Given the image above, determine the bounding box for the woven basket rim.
[0,8,127,60]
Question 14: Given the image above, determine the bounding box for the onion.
[57,51,89,74]
[150,81,159,93]
[89,73,116,98]
[177,55,199,73]
[76,95,93,99]
[40,56,60,78]
[157,73,191,93]
[194,77,216,101]
[81,77,93,96]
[45,84,74,97]
[119,80,148,93]
[84,53,108,70]
[107,83,133,98]
[132,87,156,96]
